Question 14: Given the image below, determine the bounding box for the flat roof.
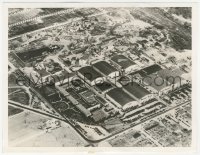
[129,64,162,77]
[123,82,151,99]
[157,69,183,84]
[106,88,136,106]
[78,66,103,82]
[143,64,162,75]
[158,69,173,78]
[93,61,118,76]
[143,74,168,91]
[172,68,184,76]
[111,55,136,69]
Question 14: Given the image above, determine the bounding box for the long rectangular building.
[92,61,119,78]
[111,55,139,74]
[143,74,171,95]
[143,68,186,95]
[157,68,185,88]
[106,88,139,111]
[77,66,106,86]
[122,82,154,103]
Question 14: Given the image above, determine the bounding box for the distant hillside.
[167,7,192,19]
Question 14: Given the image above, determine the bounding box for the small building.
[111,55,139,74]
[122,82,154,104]
[77,66,106,86]
[106,88,139,111]
[92,61,120,78]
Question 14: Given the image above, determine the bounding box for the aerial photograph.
[8,7,192,147]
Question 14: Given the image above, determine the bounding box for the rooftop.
[111,55,136,69]
[157,69,183,84]
[95,81,114,92]
[172,68,185,76]
[51,70,75,84]
[123,82,151,100]
[106,88,136,106]
[93,61,118,76]
[78,66,103,82]
[143,64,162,75]
[143,74,169,91]
[129,64,162,77]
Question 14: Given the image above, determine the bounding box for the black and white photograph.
[3,2,198,152]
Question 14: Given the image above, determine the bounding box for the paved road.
[13,69,191,143]
[98,100,190,144]
[8,99,95,144]
[13,69,99,143]
[8,100,65,121]
[9,85,190,144]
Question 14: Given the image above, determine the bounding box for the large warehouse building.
[77,66,106,86]
[143,74,171,95]
[95,81,114,94]
[143,68,186,95]
[122,82,154,104]
[92,61,120,78]
[111,55,139,74]
[106,88,139,111]
[157,68,185,89]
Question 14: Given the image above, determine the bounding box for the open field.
[8,111,88,147]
